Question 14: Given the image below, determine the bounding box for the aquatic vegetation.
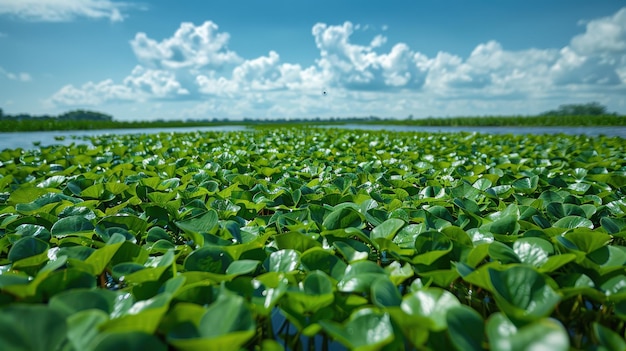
[0,128,624,350]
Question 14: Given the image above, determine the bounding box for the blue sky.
[1,0,625,121]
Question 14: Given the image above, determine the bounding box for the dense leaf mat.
[0,128,625,350]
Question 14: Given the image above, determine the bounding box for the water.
[0,124,624,151]
[0,125,247,151]
[331,124,626,138]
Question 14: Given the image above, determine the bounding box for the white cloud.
[424,41,558,97]
[49,66,187,106]
[0,32,6,38]
[196,50,323,95]
[551,8,626,86]
[124,65,189,97]
[0,67,32,82]
[311,21,427,90]
[130,21,241,71]
[0,0,139,22]
[50,7,626,118]
[571,8,626,55]
[49,79,135,105]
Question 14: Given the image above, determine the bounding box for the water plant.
[0,127,625,350]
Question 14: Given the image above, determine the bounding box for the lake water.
[0,124,624,151]
[0,125,248,151]
[333,124,626,138]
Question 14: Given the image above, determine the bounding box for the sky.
[1,0,626,121]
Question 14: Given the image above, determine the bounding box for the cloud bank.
[0,0,139,22]
[49,7,626,118]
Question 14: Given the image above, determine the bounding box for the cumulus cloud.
[312,22,427,90]
[551,8,626,86]
[0,67,32,82]
[423,41,559,98]
[124,65,189,97]
[49,66,187,106]
[50,80,135,106]
[0,0,140,22]
[130,21,241,71]
[571,8,626,55]
[196,50,323,95]
[49,7,626,117]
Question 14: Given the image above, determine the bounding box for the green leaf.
[283,271,334,313]
[14,224,51,241]
[401,288,461,331]
[175,210,219,247]
[100,293,171,334]
[412,231,453,265]
[199,293,255,337]
[488,241,521,264]
[371,218,405,240]
[50,288,119,315]
[539,253,576,273]
[486,313,569,351]
[300,247,347,280]
[51,215,94,237]
[168,293,255,351]
[268,249,300,273]
[553,216,593,229]
[184,246,234,273]
[225,259,260,275]
[323,207,363,230]
[371,277,402,307]
[83,234,127,275]
[337,260,387,293]
[587,245,626,273]
[446,305,485,351]
[8,187,54,205]
[319,308,394,351]
[562,228,611,253]
[333,239,370,263]
[147,226,173,243]
[512,237,553,267]
[93,332,167,351]
[36,268,96,298]
[488,266,561,322]
[601,217,626,234]
[98,214,148,234]
[483,214,519,235]
[8,236,49,262]
[66,310,109,351]
[593,322,626,351]
[0,304,67,351]
[512,176,538,193]
[274,231,321,252]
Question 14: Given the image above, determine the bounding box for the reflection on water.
[0,124,624,151]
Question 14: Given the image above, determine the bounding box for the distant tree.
[58,110,113,121]
[0,108,114,121]
[542,102,610,116]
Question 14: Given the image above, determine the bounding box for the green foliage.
[541,102,610,116]
[0,127,625,349]
[1,102,624,133]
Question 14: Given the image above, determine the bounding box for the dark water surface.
[1,124,624,151]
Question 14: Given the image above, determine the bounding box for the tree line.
[0,102,623,132]
[0,108,113,122]
[539,102,616,116]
